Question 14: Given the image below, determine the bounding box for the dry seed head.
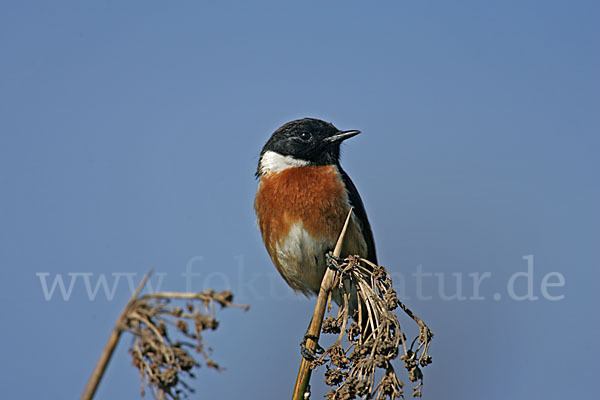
[314,256,433,399]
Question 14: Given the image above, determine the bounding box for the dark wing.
[338,166,377,264]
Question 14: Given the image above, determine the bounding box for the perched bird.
[254,118,377,314]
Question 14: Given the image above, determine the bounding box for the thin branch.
[292,208,355,400]
[81,270,153,400]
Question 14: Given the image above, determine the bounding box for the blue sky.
[1,1,598,399]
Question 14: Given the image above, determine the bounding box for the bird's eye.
[299,132,312,141]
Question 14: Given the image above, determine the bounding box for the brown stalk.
[81,270,153,400]
[291,208,354,400]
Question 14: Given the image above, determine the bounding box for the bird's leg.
[326,251,343,272]
[300,317,324,361]
[300,333,324,361]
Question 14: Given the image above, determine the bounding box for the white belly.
[274,217,368,299]
[275,222,334,295]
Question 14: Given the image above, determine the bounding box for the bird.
[254,118,377,316]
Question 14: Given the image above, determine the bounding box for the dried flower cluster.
[312,256,433,399]
[124,290,249,399]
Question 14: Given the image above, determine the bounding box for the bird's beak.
[325,130,361,143]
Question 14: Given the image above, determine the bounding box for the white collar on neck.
[259,150,309,175]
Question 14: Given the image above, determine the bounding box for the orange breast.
[254,165,350,252]
[255,165,368,294]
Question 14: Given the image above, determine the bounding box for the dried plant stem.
[81,270,153,400]
[292,208,354,400]
[139,291,250,310]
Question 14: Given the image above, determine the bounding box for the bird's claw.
[326,251,343,272]
[300,334,324,361]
